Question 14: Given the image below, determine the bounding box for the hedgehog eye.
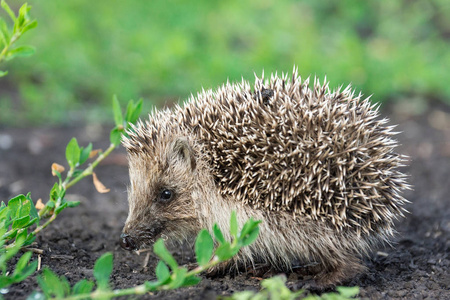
[158,189,174,202]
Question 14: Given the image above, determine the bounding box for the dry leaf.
[92,172,110,193]
[35,198,45,210]
[89,149,101,158]
[51,163,65,176]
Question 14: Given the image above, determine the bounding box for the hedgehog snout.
[120,233,138,251]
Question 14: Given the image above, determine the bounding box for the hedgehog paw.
[314,258,366,287]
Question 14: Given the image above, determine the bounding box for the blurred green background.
[1,0,449,126]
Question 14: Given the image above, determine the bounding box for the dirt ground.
[0,100,449,299]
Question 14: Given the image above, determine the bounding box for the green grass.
[1,0,449,126]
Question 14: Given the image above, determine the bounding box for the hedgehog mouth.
[121,222,166,251]
[136,222,166,250]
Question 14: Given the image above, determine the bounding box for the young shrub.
[0,0,37,76]
[0,97,142,294]
[30,214,261,299]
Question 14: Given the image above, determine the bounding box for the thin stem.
[185,256,221,277]
[0,33,19,64]
[4,212,56,250]
[33,143,118,242]
[52,255,223,299]
[65,143,116,190]
[62,166,75,189]
[56,285,148,300]
[29,213,57,239]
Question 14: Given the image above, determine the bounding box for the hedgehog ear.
[169,138,196,171]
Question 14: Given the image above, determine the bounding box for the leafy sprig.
[31,213,261,299]
[0,0,37,76]
[29,213,359,300]
[228,276,359,300]
[0,97,142,293]
[37,97,142,222]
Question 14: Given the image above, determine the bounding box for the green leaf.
[93,252,113,289]
[15,228,28,244]
[182,275,202,287]
[72,279,94,295]
[168,267,187,289]
[1,0,16,22]
[65,138,80,168]
[213,224,226,244]
[336,286,359,298]
[58,188,66,201]
[12,259,37,283]
[214,243,238,261]
[12,215,30,229]
[0,18,9,44]
[61,276,71,297]
[153,239,178,270]
[79,143,93,165]
[0,70,8,77]
[124,100,135,123]
[57,188,66,201]
[260,275,284,289]
[240,226,259,247]
[18,197,31,218]
[155,261,170,283]
[0,221,6,236]
[66,201,81,208]
[110,127,122,146]
[239,220,261,247]
[239,219,260,238]
[195,229,214,266]
[128,99,143,124]
[21,20,37,35]
[6,45,35,60]
[144,280,162,291]
[54,202,68,214]
[17,3,31,28]
[112,95,123,127]
[49,183,60,202]
[3,228,17,240]
[24,217,39,228]
[230,211,238,239]
[0,276,13,289]
[227,291,256,300]
[26,193,39,220]
[23,234,36,247]
[7,194,26,218]
[0,204,10,225]
[37,268,65,298]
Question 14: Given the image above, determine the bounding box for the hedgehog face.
[120,136,201,251]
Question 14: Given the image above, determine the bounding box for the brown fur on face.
[121,68,410,287]
[122,134,202,250]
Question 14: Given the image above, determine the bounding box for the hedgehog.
[119,68,409,286]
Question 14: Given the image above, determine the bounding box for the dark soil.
[0,100,449,299]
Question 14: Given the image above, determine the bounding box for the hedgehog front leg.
[314,253,366,287]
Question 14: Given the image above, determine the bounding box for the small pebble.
[0,134,13,150]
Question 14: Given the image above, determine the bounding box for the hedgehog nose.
[120,233,137,251]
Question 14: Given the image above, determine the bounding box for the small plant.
[12,96,142,243]
[0,195,38,291]
[0,194,39,298]
[37,96,142,222]
[228,276,359,300]
[29,212,261,299]
[0,97,142,294]
[0,0,37,76]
